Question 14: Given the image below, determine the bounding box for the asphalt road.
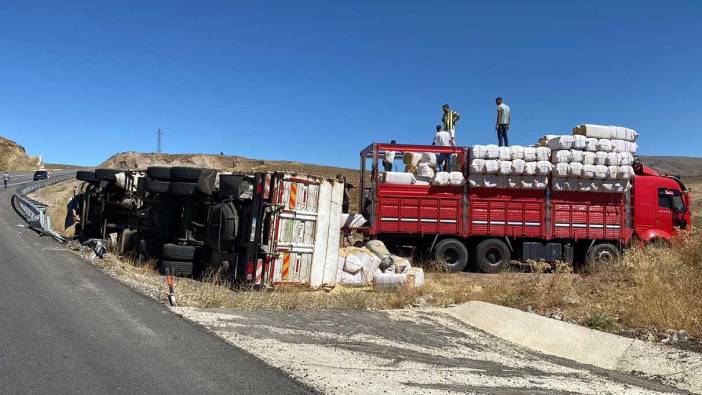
[0,178,311,394]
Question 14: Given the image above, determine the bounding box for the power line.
[156,129,163,153]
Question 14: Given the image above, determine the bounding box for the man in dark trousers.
[3,171,9,188]
[441,104,461,146]
[495,97,511,146]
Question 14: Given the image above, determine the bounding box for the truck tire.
[476,238,511,273]
[169,181,197,196]
[170,167,202,182]
[586,243,620,266]
[146,166,171,180]
[162,243,197,261]
[94,168,121,181]
[434,238,469,272]
[76,170,98,183]
[146,179,170,194]
[160,260,194,276]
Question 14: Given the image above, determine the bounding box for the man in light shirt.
[495,97,511,146]
[433,125,453,171]
[382,140,397,172]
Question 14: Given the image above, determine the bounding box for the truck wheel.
[476,239,511,273]
[586,243,620,266]
[170,167,202,182]
[94,168,121,181]
[145,179,170,194]
[162,243,197,261]
[160,260,194,276]
[146,166,171,180]
[434,238,469,272]
[76,170,98,183]
[169,181,197,196]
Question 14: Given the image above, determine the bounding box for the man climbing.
[495,97,511,147]
[441,104,461,146]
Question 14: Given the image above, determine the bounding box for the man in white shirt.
[433,125,453,171]
[382,140,397,172]
[495,97,511,147]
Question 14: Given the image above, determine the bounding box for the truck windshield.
[659,188,686,213]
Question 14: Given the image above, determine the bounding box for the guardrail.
[13,173,76,242]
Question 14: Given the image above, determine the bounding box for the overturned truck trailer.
[74,167,343,287]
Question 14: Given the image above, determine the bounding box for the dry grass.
[28,180,81,237]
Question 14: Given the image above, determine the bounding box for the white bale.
[523,147,537,162]
[535,147,551,161]
[606,152,620,166]
[597,139,614,152]
[510,146,525,160]
[449,172,465,185]
[619,165,634,179]
[595,151,608,165]
[569,162,584,177]
[570,149,584,163]
[572,135,587,150]
[470,159,485,173]
[484,160,500,174]
[607,165,619,179]
[511,159,526,174]
[582,151,596,165]
[384,172,416,184]
[552,177,569,191]
[431,171,451,186]
[507,176,520,188]
[547,135,574,150]
[573,124,638,142]
[498,146,512,161]
[485,144,500,159]
[403,152,421,166]
[483,175,499,188]
[594,165,608,179]
[414,179,430,185]
[618,152,634,166]
[585,137,599,152]
[553,163,570,177]
[612,126,639,142]
[524,161,537,175]
[520,175,534,189]
[551,150,572,164]
[612,139,638,153]
[498,160,513,175]
[416,163,435,178]
[533,176,548,189]
[582,164,596,178]
[468,174,483,187]
[472,145,488,159]
[420,152,437,166]
[535,161,553,175]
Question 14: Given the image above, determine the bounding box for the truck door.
[656,187,688,232]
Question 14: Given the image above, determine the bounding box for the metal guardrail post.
[13,173,76,242]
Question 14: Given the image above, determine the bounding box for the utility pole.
[156,129,163,153]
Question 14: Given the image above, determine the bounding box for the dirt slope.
[0,136,42,171]
[640,156,702,178]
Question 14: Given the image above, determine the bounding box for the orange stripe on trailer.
[281,253,290,280]
[289,183,297,209]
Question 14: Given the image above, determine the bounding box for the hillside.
[639,156,702,178]
[0,136,42,171]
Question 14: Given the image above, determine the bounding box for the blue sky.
[1,1,700,167]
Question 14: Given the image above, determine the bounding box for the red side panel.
[376,184,463,235]
[551,191,625,241]
[468,188,546,238]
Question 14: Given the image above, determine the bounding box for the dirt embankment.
[0,136,42,171]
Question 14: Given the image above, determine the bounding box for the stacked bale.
[469,144,550,189]
[547,124,637,193]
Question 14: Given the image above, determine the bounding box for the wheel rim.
[441,248,459,265]
[485,247,503,266]
[596,249,615,263]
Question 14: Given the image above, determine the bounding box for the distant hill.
[0,136,42,171]
[639,156,702,178]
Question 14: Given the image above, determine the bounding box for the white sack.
[618,152,634,166]
[470,159,485,173]
[511,159,526,174]
[594,165,608,179]
[547,135,574,150]
[414,178,430,185]
[600,179,614,193]
[403,152,421,166]
[570,149,584,163]
[420,153,437,166]
[468,174,483,187]
[606,152,620,166]
[619,166,634,179]
[585,138,599,152]
[523,147,537,162]
[595,151,608,165]
[449,172,465,185]
[553,163,570,177]
[431,171,451,186]
[524,161,537,176]
[535,147,551,162]
[569,162,584,177]
[582,152,596,165]
[472,145,488,159]
[506,176,520,188]
[578,179,594,192]
[417,163,435,178]
[573,124,639,142]
[485,144,500,159]
[498,160,513,175]
[498,147,512,161]
[582,164,596,178]
[535,161,553,175]
[385,172,416,184]
[612,140,638,153]
[510,146,525,160]
[572,135,587,150]
[597,139,614,152]
[551,150,572,164]
[607,165,619,179]
[484,160,500,174]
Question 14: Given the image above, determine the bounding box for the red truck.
[359,143,692,272]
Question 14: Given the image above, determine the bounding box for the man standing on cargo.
[433,125,454,171]
[495,97,511,147]
[441,104,460,145]
[382,140,397,172]
[3,171,8,188]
